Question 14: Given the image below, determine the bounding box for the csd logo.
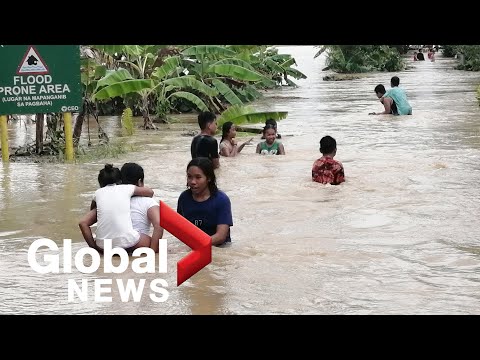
[61,105,79,112]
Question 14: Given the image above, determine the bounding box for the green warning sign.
[0,45,82,115]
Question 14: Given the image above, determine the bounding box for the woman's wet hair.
[98,164,121,187]
[320,135,337,155]
[187,157,218,195]
[121,162,144,185]
[221,121,234,143]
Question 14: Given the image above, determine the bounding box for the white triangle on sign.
[17,46,49,75]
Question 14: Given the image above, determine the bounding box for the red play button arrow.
[159,201,212,286]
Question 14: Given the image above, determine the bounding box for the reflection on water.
[1,46,480,314]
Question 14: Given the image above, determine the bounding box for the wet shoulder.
[219,140,229,149]
[314,156,342,166]
[178,190,192,202]
[131,196,158,208]
[214,190,231,203]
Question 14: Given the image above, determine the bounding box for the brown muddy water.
[1,46,480,314]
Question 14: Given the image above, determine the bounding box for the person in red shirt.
[312,135,345,185]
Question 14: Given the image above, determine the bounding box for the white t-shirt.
[93,184,140,249]
[130,196,159,236]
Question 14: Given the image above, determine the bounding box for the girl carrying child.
[85,164,156,252]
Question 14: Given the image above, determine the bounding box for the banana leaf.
[226,45,259,53]
[264,58,284,73]
[213,58,256,71]
[95,69,134,92]
[94,45,125,55]
[285,78,298,87]
[163,76,218,97]
[211,79,243,106]
[123,45,149,56]
[270,54,291,62]
[314,46,327,59]
[281,58,296,67]
[217,104,288,127]
[182,45,236,57]
[255,78,278,89]
[167,91,209,112]
[152,56,181,80]
[93,79,153,100]
[285,68,307,80]
[233,85,263,102]
[207,64,263,82]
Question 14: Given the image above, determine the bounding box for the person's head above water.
[186,157,218,195]
[197,111,217,134]
[374,84,386,98]
[391,76,400,87]
[262,123,278,145]
[319,135,337,157]
[221,121,236,142]
[265,118,277,128]
[98,164,121,187]
[121,162,145,186]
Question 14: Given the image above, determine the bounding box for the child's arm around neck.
[132,185,154,197]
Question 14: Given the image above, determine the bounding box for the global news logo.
[27,201,212,302]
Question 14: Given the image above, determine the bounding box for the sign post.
[63,112,74,162]
[0,115,8,162]
[0,45,82,162]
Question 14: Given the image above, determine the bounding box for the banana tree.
[178,45,306,107]
[92,45,298,130]
[180,45,267,112]
[92,45,267,125]
[174,46,295,127]
[247,47,307,88]
[92,45,175,129]
[92,54,220,128]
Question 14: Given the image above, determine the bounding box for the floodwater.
[1,46,480,314]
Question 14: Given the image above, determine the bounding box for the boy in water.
[312,135,345,185]
[191,111,220,169]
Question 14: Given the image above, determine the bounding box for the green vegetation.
[315,45,405,73]
[76,141,136,162]
[82,45,301,129]
[441,45,480,105]
[447,45,480,71]
[441,45,480,70]
[217,104,288,128]
[121,107,134,136]
[441,45,457,58]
